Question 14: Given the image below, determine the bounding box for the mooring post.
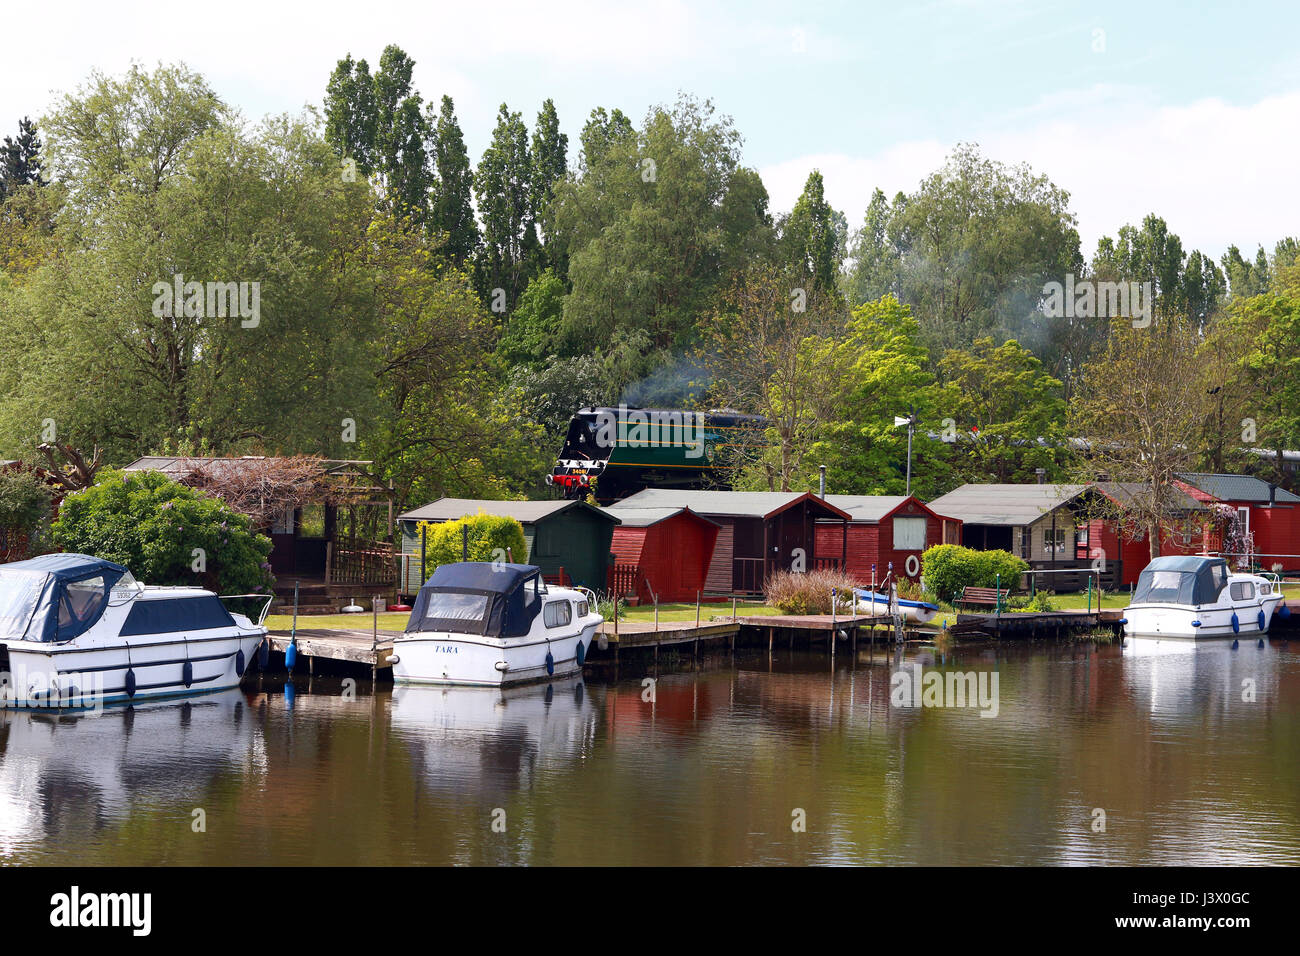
[831,588,837,660]
[371,594,380,683]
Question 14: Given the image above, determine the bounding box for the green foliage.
[498,268,565,366]
[418,513,528,569]
[0,468,53,554]
[429,95,480,266]
[51,469,273,593]
[921,544,1027,602]
[476,103,538,308]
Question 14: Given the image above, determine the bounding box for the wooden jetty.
[952,608,1123,638]
[267,627,398,675]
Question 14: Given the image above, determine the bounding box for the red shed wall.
[1250,506,1300,571]
[637,515,719,602]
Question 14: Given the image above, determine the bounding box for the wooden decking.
[953,608,1123,637]
[267,627,398,670]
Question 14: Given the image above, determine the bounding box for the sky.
[5,0,1300,259]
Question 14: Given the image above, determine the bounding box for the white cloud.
[763,86,1300,259]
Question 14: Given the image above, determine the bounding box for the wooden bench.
[959,586,1010,610]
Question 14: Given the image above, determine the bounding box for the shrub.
[1025,589,1056,612]
[0,467,55,557]
[52,469,274,593]
[418,512,528,572]
[764,569,861,614]
[921,544,1028,602]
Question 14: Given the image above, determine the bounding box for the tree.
[844,144,1082,354]
[780,170,842,290]
[0,467,54,558]
[1070,315,1211,559]
[555,95,772,353]
[700,264,845,491]
[937,338,1069,483]
[475,104,536,309]
[0,117,46,201]
[802,295,953,498]
[428,95,479,266]
[844,188,902,304]
[498,268,565,367]
[323,54,378,175]
[1219,291,1300,483]
[530,98,568,275]
[52,469,274,594]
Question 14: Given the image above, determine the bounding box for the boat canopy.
[1131,556,1230,606]
[0,553,132,643]
[407,562,546,637]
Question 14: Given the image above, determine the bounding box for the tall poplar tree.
[428,95,480,267]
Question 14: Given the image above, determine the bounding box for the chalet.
[611,489,850,595]
[396,498,619,595]
[927,482,1208,590]
[602,505,720,603]
[1175,473,1300,572]
[813,495,960,585]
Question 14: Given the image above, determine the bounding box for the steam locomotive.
[547,406,767,503]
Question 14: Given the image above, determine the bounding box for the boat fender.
[182,661,193,688]
[545,651,555,676]
[258,638,270,670]
[1191,620,1202,628]
[1232,639,1239,650]
[1258,638,1265,648]
[576,640,585,666]
[125,667,137,699]
[388,654,401,666]
[1258,611,1267,631]
[1117,618,1128,626]
[235,649,246,677]
[285,639,297,671]
[1231,612,1240,634]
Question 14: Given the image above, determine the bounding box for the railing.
[812,556,843,571]
[608,563,641,597]
[733,557,766,595]
[329,544,398,587]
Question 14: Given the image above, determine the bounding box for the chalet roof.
[1095,481,1206,513]
[398,497,619,525]
[821,494,937,523]
[612,489,851,521]
[1177,473,1300,505]
[601,505,720,528]
[926,483,1090,526]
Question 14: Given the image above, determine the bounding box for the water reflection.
[0,643,1296,865]
[0,690,265,857]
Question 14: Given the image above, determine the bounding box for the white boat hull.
[854,595,938,624]
[392,622,600,687]
[2,629,266,709]
[1123,596,1283,640]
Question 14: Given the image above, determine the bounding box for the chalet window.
[271,507,295,535]
[893,516,926,551]
[543,600,572,628]
[1044,528,1066,555]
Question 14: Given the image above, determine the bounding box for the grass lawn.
[618,600,781,623]
[265,611,411,632]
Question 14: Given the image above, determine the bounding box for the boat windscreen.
[415,591,491,634]
[0,568,46,638]
[1132,562,1229,606]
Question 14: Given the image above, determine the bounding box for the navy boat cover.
[407,562,546,637]
[0,553,130,643]
[1131,555,1231,606]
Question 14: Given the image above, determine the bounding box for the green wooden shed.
[396,498,620,596]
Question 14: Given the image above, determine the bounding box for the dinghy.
[853,588,940,624]
[1122,555,1284,640]
[391,562,603,687]
[0,553,269,709]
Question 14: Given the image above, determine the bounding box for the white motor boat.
[853,588,940,624]
[1122,555,1284,640]
[0,553,270,709]
[391,562,603,687]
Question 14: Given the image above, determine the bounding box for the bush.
[0,467,55,557]
[52,469,274,593]
[764,569,861,614]
[419,512,528,572]
[921,544,1028,602]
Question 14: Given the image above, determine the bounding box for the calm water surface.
[2,638,1299,865]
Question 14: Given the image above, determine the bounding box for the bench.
[959,586,1010,610]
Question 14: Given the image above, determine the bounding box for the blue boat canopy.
[407,562,545,637]
[1132,555,1230,606]
[0,553,132,643]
